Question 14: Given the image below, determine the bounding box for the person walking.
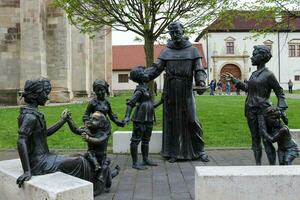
[209,80,216,95]
[217,80,223,95]
[226,81,231,95]
[288,79,293,94]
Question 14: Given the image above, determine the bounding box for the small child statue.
[66,111,120,193]
[83,79,124,127]
[258,106,299,165]
[123,66,162,170]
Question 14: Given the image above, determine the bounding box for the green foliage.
[53,0,236,65]
[201,1,300,40]
[1,95,299,149]
[239,0,300,36]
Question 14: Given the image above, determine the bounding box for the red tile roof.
[113,43,207,71]
[196,10,300,41]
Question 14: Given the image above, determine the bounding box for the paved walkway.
[1,149,300,200]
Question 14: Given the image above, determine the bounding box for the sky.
[112,30,200,45]
[112,31,141,45]
[110,0,246,45]
[111,0,282,45]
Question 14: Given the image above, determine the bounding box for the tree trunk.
[144,35,155,99]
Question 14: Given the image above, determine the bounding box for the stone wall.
[0,0,20,104]
[20,0,48,85]
[46,2,70,102]
[71,27,89,98]
[90,28,113,95]
[0,0,112,105]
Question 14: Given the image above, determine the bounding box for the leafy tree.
[54,0,235,67]
[240,0,300,34]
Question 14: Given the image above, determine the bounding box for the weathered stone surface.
[195,166,300,200]
[0,159,93,200]
[73,90,88,98]
[0,0,112,105]
[290,129,300,145]
[113,131,162,153]
[49,90,71,103]
[0,1,20,100]
[0,89,19,105]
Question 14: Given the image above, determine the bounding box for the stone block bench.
[0,159,93,200]
[113,130,300,153]
[113,131,162,153]
[195,165,300,200]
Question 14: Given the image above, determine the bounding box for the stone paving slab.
[1,149,300,200]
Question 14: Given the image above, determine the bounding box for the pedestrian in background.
[217,80,223,95]
[209,80,216,95]
[288,79,293,94]
[226,81,231,95]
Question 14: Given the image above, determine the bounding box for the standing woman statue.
[16,78,94,188]
[223,45,288,165]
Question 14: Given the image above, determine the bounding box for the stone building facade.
[0,0,112,105]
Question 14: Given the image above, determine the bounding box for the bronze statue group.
[16,21,298,196]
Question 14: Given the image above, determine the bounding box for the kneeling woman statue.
[16,78,115,195]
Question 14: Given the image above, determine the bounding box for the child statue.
[258,106,299,165]
[67,111,120,193]
[123,66,162,170]
[83,79,124,127]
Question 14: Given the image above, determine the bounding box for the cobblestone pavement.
[1,149,300,200]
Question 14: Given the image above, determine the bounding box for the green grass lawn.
[284,89,300,94]
[0,95,299,149]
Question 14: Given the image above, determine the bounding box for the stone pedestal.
[195,166,300,200]
[73,91,88,98]
[113,131,162,153]
[0,159,93,200]
[0,89,19,105]
[49,89,71,103]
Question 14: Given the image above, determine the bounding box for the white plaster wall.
[201,31,300,89]
[112,70,165,91]
[112,71,136,91]
[278,32,300,90]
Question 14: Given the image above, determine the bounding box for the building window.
[118,74,129,83]
[226,42,234,54]
[289,45,296,57]
[295,75,300,81]
[288,39,300,57]
[288,40,300,57]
